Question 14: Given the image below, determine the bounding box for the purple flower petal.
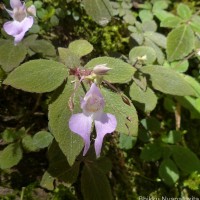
[81,83,105,113]
[69,113,93,156]
[94,113,117,157]
[14,17,33,43]
[3,16,33,44]
[3,20,21,36]
[10,0,23,9]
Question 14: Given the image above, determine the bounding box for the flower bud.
[27,5,36,16]
[93,64,111,75]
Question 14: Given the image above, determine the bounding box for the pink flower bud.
[93,64,111,75]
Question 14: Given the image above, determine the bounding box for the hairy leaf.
[48,80,84,165]
[177,3,192,20]
[129,46,157,64]
[30,39,56,57]
[0,41,27,72]
[161,16,182,28]
[141,65,195,96]
[69,40,93,57]
[4,59,68,93]
[102,88,138,137]
[129,82,157,113]
[33,131,53,149]
[58,48,80,68]
[167,25,194,61]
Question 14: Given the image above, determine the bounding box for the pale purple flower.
[69,83,117,157]
[3,0,36,44]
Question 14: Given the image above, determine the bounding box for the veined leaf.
[69,40,93,57]
[48,79,84,165]
[102,88,138,137]
[0,41,27,72]
[4,59,68,93]
[177,3,192,20]
[161,16,182,28]
[129,46,157,64]
[58,47,80,68]
[0,143,23,169]
[129,82,157,113]
[167,25,194,61]
[141,65,195,96]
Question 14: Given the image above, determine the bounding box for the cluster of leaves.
[1,0,200,199]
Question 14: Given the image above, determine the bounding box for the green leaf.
[190,15,200,34]
[30,39,56,57]
[1,128,25,144]
[129,82,157,113]
[129,46,157,64]
[172,146,200,173]
[22,135,39,152]
[48,80,84,165]
[177,3,192,20]
[47,141,80,184]
[0,41,27,72]
[0,143,23,169]
[85,57,136,84]
[159,159,179,186]
[140,117,161,132]
[40,171,55,190]
[176,96,200,119]
[22,34,38,48]
[141,65,195,96]
[154,10,174,21]
[82,0,112,26]
[140,142,162,161]
[161,130,182,144]
[58,48,80,68]
[81,163,112,200]
[69,40,93,57]
[167,60,189,73]
[167,25,195,61]
[182,75,200,97]
[95,157,112,174]
[142,20,157,32]
[152,0,169,12]
[119,133,137,150]
[131,33,144,45]
[139,10,153,22]
[144,32,166,49]
[144,38,165,64]
[161,16,182,28]
[4,59,68,93]
[102,88,138,137]
[33,131,53,149]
